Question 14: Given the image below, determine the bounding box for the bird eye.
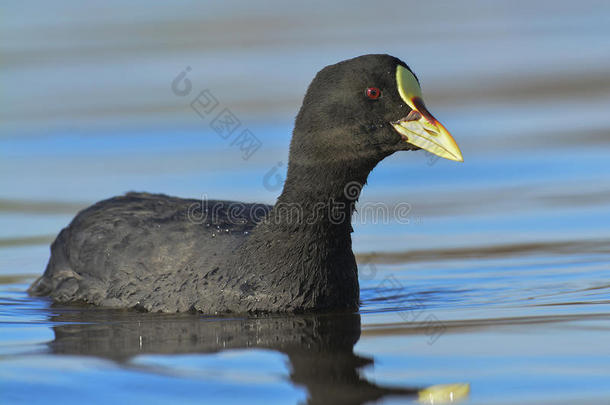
[365,87,381,100]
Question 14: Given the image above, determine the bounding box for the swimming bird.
[28,54,463,313]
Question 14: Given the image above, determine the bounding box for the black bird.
[29,54,463,313]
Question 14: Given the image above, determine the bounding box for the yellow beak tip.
[445,150,464,162]
[395,65,463,164]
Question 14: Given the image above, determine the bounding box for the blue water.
[2,1,610,404]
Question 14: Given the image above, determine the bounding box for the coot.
[29,54,463,313]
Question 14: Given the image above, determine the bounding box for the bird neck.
[277,166,355,228]
[233,158,367,311]
[273,153,377,232]
[229,134,383,311]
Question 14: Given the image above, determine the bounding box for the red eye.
[365,87,381,99]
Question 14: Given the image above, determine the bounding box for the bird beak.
[391,65,463,162]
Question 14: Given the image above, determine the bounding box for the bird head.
[292,54,463,165]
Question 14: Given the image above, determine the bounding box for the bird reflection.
[48,308,416,404]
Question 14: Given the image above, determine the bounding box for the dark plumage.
[29,54,461,313]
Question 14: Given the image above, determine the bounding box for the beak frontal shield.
[392,65,464,162]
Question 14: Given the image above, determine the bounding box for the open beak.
[391,65,463,162]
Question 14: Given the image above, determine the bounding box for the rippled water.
[2,1,610,404]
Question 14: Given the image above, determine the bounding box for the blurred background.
[2,0,610,254]
[1,1,610,404]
